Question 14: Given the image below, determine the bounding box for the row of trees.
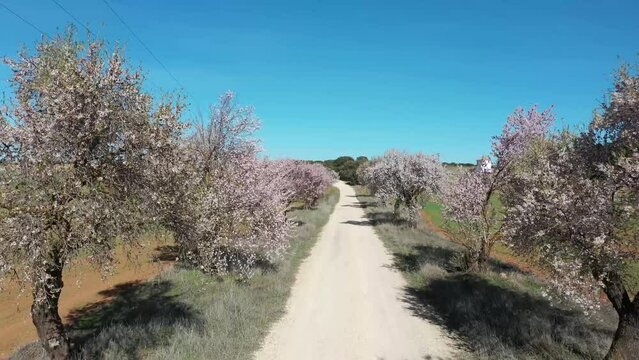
[359,68,639,358]
[0,31,335,360]
[501,68,639,359]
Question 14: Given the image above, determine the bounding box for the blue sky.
[1,0,638,162]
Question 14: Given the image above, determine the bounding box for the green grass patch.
[623,261,639,297]
[422,201,444,228]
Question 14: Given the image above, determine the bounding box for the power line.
[99,0,184,90]
[0,2,48,37]
[49,0,92,35]
[47,0,171,95]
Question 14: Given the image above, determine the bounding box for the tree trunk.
[476,237,492,273]
[476,250,489,272]
[465,240,490,273]
[463,250,480,272]
[606,307,639,359]
[601,271,639,360]
[31,251,70,360]
[465,257,479,272]
[406,200,419,228]
[393,199,401,220]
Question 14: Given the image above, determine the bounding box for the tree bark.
[465,240,490,273]
[602,271,639,360]
[393,199,401,219]
[476,250,489,272]
[476,237,492,273]
[406,200,419,228]
[606,307,639,360]
[31,250,70,360]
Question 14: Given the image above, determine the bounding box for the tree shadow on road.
[342,219,376,226]
[355,193,616,359]
[401,272,615,359]
[342,203,375,209]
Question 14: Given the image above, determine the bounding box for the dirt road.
[256,181,463,360]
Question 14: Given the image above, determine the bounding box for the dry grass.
[354,186,617,360]
[11,187,340,360]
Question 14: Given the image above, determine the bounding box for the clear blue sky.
[1,0,638,162]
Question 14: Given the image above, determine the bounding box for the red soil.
[0,237,174,358]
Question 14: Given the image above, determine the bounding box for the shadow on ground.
[153,245,180,262]
[355,193,616,359]
[11,280,204,360]
[342,197,378,209]
[390,241,523,275]
[71,279,203,359]
[401,274,614,359]
[391,244,458,272]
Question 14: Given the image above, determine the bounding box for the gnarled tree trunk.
[393,199,401,219]
[406,200,420,228]
[606,307,639,359]
[602,271,639,360]
[31,250,70,360]
[475,250,489,273]
[464,236,491,273]
[464,250,488,273]
[476,236,492,273]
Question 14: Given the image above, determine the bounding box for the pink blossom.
[360,149,444,225]
[271,159,336,207]
[442,106,555,271]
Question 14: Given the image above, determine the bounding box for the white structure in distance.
[476,156,493,173]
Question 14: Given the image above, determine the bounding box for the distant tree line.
[321,156,369,184]
[321,157,475,185]
[442,161,475,167]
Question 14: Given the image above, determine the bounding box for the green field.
[422,201,445,228]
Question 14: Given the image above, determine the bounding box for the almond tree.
[442,170,497,271]
[442,106,554,271]
[272,159,336,207]
[362,149,444,225]
[183,153,293,275]
[0,31,184,359]
[157,92,293,276]
[502,67,639,359]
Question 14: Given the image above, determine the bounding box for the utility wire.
[0,2,48,37]
[1,1,184,102]
[47,0,167,94]
[49,0,92,35]
[99,0,184,89]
